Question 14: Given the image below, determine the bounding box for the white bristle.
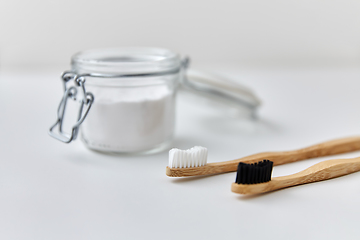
[168,146,208,168]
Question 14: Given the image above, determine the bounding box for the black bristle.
[242,164,248,184]
[254,162,259,183]
[258,164,262,183]
[235,162,241,183]
[250,164,255,184]
[235,160,274,184]
[260,164,265,183]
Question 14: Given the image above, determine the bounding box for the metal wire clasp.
[49,72,94,143]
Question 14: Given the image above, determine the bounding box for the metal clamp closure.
[49,72,94,143]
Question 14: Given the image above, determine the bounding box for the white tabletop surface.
[1,64,360,239]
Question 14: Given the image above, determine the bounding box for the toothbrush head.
[235,160,273,184]
[168,146,208,168]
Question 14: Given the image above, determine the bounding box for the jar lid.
[71,47,182,75]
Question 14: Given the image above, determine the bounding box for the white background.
[1,0,360,67]
[1,1,360,239]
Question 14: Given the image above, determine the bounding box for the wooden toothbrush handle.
[231,156,360,195]
[220,136,360,169]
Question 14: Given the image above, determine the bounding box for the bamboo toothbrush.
[231,157,360,195]
[166,136,360,177]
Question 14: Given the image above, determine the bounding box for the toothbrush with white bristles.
[166,136,360,177]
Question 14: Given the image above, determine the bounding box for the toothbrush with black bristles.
[231,157,360,195]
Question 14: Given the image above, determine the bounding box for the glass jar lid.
[71,47,182,75]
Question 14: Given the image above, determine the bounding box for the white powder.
[80,85,175,153]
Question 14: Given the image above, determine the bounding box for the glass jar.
[50,47,182,154]
[49,47,262,155]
